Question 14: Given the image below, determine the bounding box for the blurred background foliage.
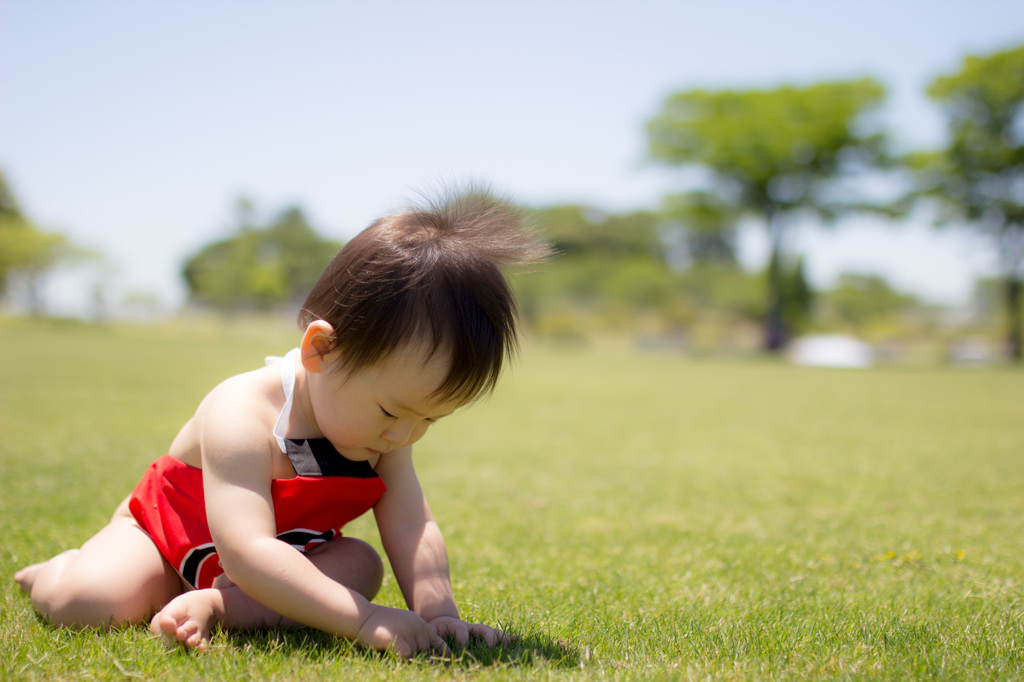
[2,44,1022,363]
[181,199,342,313]
[0,171,97,317]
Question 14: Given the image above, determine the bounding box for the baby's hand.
[430,616,512,648]
[356,605,450,658]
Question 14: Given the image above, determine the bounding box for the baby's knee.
[347,538,385,585]
[35,567,148,628]
[340,537,385,596]
[309,537,384,599]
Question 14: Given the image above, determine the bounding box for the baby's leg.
[15,516,183,628]
[152,536,383,650]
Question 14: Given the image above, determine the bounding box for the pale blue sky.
[2,1,1023,315]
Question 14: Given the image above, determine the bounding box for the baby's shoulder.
[208,363,278,400]
[195,365,281,446]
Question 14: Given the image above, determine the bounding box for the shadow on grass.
[439,631,581,670]
[219,626,581,669]
[18,616,579,672]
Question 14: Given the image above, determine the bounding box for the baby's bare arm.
[373,447,458,620]
[374,449,510,646]
[197,381,443,655]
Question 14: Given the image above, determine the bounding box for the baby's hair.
[299,186,550,405]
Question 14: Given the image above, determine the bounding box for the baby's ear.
[300,320,336,374]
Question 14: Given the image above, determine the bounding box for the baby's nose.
[382,422,413,445]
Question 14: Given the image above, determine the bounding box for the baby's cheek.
[410,425,431,444]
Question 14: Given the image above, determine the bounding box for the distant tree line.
[910,45,1024,360]
[2,44,1021,360]
[644,44,1024,359]
[516,204,913,348]
[173,43,1023,359]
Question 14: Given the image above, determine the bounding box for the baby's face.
[306,346,462,462]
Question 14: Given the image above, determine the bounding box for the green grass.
[2,318,1022,679]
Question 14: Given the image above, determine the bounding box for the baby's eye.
[379,406,397,419]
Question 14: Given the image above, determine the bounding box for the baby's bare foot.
[14,550,79,592]
[13,564,43,592]
[150,589,223,651]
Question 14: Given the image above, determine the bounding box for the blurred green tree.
[530,205,664,260]
[913,44,1024,361]
[818,273,919,337]
[676,264,763,319]
[0,170,92,316]
[770,252,814,338]
[525,202,765,341]
[646,79,890,351]
[182,199,342,312]
[659,191,740,267]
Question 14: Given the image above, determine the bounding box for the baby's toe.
[150,594,215,651]
[150,611,180,646]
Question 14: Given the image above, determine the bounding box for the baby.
[15,188,548,657]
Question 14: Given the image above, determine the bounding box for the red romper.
[129,350,386,589]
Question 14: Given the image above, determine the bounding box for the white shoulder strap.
[267,348,299,453]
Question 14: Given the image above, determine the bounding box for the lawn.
[2,319,1022,679]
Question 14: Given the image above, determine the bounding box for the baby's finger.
[473,623,498,647]
[392,638,414,660]
[432,618,467,645]
[470,623,512,647]
[431,632,452,657]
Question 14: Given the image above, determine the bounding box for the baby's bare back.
[166,363,291,478]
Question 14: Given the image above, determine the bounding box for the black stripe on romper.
[284,438,379,478]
